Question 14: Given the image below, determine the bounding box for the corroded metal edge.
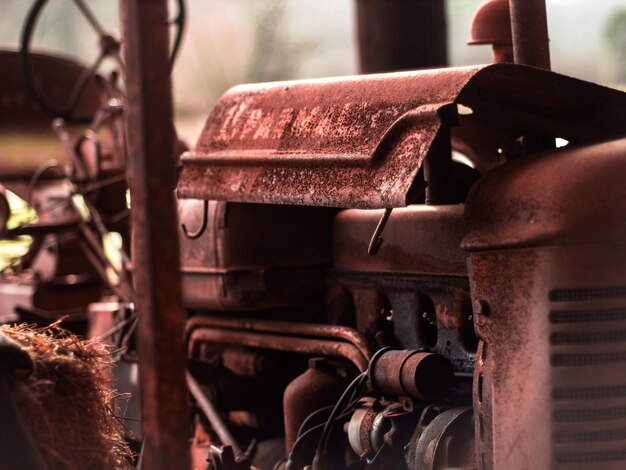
[179,63,626,208]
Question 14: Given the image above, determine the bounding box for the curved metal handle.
[181,200,209,240]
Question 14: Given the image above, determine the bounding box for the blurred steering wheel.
[20,0,186,124]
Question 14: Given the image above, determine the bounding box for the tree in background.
[605,7,626,83]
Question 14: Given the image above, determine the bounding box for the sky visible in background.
[1,0,625,142]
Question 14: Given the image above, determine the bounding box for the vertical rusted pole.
[509,0,553,154]
[508,0,551,69]
[355,0,447,74]
[120,1,189,469]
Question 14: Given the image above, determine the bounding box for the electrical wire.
[295,405,333,441]
[288,393,367,468]
[316,372,367,457]
[26,161,67,206]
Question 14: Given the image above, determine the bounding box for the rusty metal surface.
[333,205,467,277]
[463,138,626,252]
[355,0,447,73]
[469,245,626,470]
[186,372,244,458]
[369,349,454,401]
[330,273,476,375]
[186,315,374,364]
[178,64,626,208]
[119,1,189,468]
[464,141,626,468]
[509,0,551,69]
[469,0,512,46]
[405,406,475,469]
[468,0,513,63]
[0,50,100,130]
[179,201,333,310]
[189,328,369,372]
[283,359,349,452]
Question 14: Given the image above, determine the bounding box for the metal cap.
[468,0,512,46]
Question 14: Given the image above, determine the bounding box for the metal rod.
[186,372,244,458]
[185,316,374,361]
[508,0,551,69]
[509,0,554,154]
[119,1,189,468]
[72,0,107,37]
[368,208,392,256]
[188,328,370,372]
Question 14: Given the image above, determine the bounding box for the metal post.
[509,0,553,154]
[119,1,189,469]
[508,0,551,69]
[355,0,447,74]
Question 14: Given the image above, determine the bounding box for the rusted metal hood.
[178,63,626,208]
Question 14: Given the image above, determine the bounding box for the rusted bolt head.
[473,299,490,317]
[468,0,512,46]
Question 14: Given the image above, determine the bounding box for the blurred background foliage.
[0,0,625,143]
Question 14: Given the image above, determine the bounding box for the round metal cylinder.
[283,359,349,452]
[369,349,454,401]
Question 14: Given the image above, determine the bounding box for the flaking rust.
[178,64,626,209]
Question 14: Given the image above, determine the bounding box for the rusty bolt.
[473,299,490,317]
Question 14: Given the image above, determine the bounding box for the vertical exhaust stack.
[355,0,447,74]
[509,0,554,153]
[508,0,551,70]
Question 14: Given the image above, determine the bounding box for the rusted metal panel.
[119,1,189,468]
[463,138,626,251]
[178,201,333,310]
[178,64,626,208]
[464,140,626,469]
[333,205,467,277]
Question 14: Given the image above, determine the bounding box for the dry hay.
[1,322,133,469]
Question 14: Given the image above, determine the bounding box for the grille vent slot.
[550,308,626,324]
[550,286,626,302]
[554,406,626,422]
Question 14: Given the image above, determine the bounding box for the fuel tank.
[178,200,334,310]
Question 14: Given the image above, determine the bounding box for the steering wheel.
[20,0,186,123]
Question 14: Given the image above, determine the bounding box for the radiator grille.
[550,287,626,467]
